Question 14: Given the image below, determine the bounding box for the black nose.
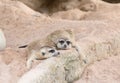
[58,52,60,55]
[64,45,67,48]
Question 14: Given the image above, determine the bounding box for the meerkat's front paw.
[26,60,32,69]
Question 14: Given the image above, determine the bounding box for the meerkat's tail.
[19,45,28,48]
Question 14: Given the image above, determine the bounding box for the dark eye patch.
[49,49,55,53]
[59,40,65,44]
[66,41,71,45]
[42,52,45,56]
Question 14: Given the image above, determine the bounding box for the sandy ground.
[0,0,120,83]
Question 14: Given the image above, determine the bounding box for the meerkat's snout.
[40,47,60,58]
[46,47,60,57]
[48,47,60,57]
[56,38,72,50]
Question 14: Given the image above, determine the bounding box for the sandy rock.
[17,0,96,14]
[51,9,89,20]
[18,20,120,83]
[0,0,120,83]
[84,0,120,20]
[15,0,120,21]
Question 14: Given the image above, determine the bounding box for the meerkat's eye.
[42,52,45,56]
[49,49,55,53]
[66,41,71,45]
[59,40,65,44]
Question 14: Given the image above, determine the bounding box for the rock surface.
[0,0,120,83]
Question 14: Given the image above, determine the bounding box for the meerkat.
[46,29,76,50]
[52,0,96,12]
[19,29,81,68]
[79,0,96,11]
[19,39,60,69]
[47,29,82,61]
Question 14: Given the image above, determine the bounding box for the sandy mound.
[0,0,120,83]
[75,55,120,83]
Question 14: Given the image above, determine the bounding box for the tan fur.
[27,39,54,57]
[46,29,81,59]
[27,29,76,52]
[23,29,78,69]
[46,29,76,47]
[26,39,57,69]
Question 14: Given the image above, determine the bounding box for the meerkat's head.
[37,46,60,59]
[56,38,72,50]
[80,2,96,11]
[46,28,75,50]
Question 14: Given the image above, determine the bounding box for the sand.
[0,0,120,83]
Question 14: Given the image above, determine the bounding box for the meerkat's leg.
[72,44,81,57]
[26,50,38,69]
[72,43,87,64]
